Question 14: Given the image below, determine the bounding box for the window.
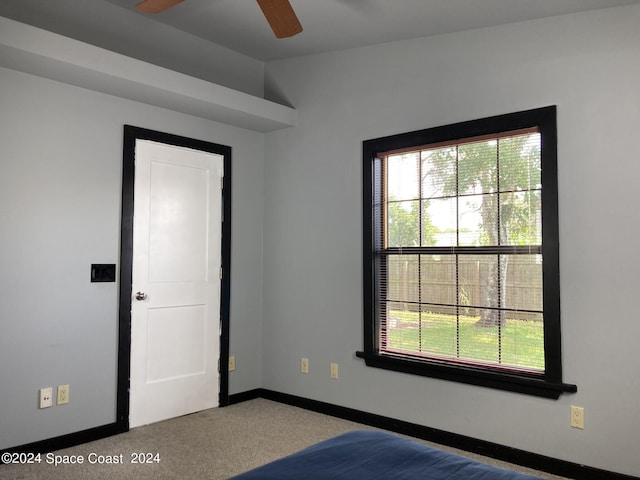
[358,107,576,398]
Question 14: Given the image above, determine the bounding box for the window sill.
[355,351,577,399]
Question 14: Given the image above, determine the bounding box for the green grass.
[386,310,544,371]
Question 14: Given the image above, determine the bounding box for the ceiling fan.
[135,0,303,38]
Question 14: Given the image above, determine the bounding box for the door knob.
[135,291,148,301]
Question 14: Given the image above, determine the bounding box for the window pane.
[500,317,545,371]
[421,147,457,199]
[421,255,456,306]
[459,194,498,246]
[458,308,500,364]
[424,197,456,246]
[502,255,543,313]
[387,153,419,201]
[387,255,419,305]
[499,133,541,193]
[500,191,542,245]
[384,302,420,354]
[420,304,458,359]
[387,200,420,247]
[458,140,497,195]
[458,255,499,312]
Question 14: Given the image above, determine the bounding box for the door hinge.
[219,265,223,280]
[220,176,224,190]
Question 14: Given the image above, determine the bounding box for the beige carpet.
[1,398,568,479]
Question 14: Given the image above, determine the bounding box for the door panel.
[148,160,209,282]
[146,305,207,383]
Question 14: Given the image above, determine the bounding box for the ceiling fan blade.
[135,0,184,14]
[256,0,303,38]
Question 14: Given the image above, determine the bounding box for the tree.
[387,197,439,314]
[424,133,541,327]
[387,197,438,247]
[387,199,418,247]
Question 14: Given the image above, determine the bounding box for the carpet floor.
[1,398,569,479]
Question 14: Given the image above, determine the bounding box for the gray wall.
[262,5,640,477]
[0,67,264,449]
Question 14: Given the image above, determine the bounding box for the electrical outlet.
[228,356,236,372]
[57,385,70,405]
[301,357,309,374]
[330,363,339,380]
[570,406,585,429]
[39,387,53,409]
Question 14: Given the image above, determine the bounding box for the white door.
[130,139,223,428]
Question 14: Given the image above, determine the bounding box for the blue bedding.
[230,430,542,480]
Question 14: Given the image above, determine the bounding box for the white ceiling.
[1,0,639,62]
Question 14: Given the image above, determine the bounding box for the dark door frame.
[116,125,232,431]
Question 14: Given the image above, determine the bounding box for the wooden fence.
[386,255,543,321]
